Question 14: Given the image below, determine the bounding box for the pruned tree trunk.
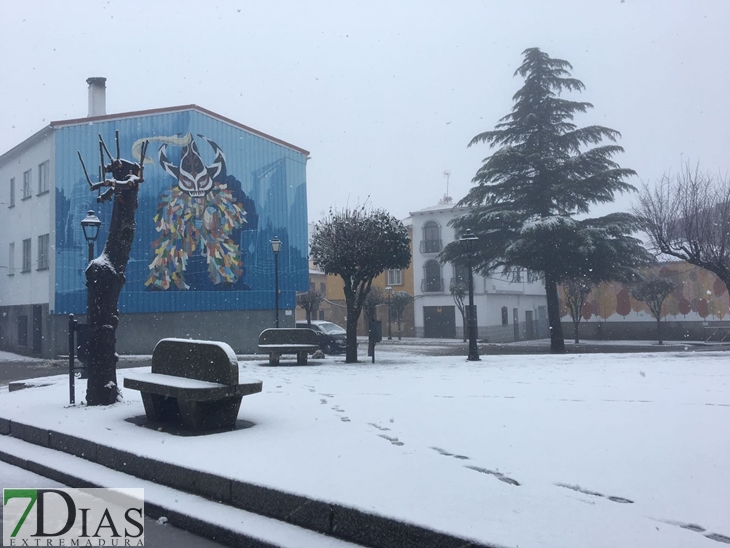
[86,183,139,405]
[545,272,566,353]
[573,320,580,344]
[656,318,663,345]
[345,304,359,363]
[79,134,147,406]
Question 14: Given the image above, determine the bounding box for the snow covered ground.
[0,349,728,547]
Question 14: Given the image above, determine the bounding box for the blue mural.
[53,108,309,315]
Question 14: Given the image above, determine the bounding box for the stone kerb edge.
[1,419,495,548]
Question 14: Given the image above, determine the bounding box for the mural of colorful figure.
[135,133,249,290]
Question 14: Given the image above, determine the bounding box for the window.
[422,259,442,292]
[501,306,508,325]
[22,169,32,200]
[453,264,468,286]
[420,221,442,253]
[37,234,49,270]
[9,178,15,207]
[22,238,31,273]
[387,269,403,286]
[18,316,28,347]
[320,282,326,293]
[8,243,14,275]
[37,161,49,194]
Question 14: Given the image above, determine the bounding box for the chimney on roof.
[86,77,107,117]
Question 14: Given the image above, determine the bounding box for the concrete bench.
[258,328,320,365]
[123,338,262,431]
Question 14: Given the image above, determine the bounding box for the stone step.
[0,435,364,548]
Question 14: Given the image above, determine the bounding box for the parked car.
[295,320,348,354]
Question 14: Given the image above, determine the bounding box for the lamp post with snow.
[270,236,282,328]
[459,229,480,361]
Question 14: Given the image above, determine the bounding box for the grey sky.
[1,0,728,222]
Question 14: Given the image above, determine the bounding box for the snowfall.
[0,346,728,548]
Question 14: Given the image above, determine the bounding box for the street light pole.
[459,229,480,361]
[80,210,102,380]
[270,236,282,328]
[386,285,393,340]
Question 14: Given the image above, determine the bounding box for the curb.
[0,417,496,548]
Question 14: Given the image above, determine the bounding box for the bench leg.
[141,393,179,422]
[269,352,280,366]
[297,351,308,365]
[178,396,243,431]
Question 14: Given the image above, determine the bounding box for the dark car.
[295,320,347,354]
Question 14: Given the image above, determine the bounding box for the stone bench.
[258,328,320,365]
[123,338,262,431]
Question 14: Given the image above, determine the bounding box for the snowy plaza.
[0,345,728,547]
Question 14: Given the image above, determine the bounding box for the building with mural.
[0,78,309,357]
[559,261,730,341]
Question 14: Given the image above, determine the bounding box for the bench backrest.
[151,338,239,385]
[259,328,319,346]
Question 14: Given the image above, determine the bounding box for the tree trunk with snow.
[86,184,139,405]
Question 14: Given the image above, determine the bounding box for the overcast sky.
[1,0,728,222]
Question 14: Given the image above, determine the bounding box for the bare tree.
[630,277,675,344]
[296,290,324,326]
[390,291,414,340]
[563,278,594,344]
[635,164,730,293]
[450,281,468,342]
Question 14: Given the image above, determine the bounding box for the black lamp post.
[270,236,282,328]
[459,229,480,361]
[386,285,393,340]
[80,210,101,265]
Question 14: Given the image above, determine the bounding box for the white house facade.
[410,198,548,342]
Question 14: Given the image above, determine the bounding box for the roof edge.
[50,104,310,156]
[0,126,54,165]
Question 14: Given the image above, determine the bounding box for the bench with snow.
[258,328,320,365]
[123,338,262,431]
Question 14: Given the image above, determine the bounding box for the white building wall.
[0,133,55,307]
[410,201,548,341]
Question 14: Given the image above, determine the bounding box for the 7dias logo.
[3,488,144,546]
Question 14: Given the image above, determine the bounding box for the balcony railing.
[419,239,442,254]
[421,278,445,293]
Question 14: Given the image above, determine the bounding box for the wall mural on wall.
[558,262,730,321]
[133,133,250,290]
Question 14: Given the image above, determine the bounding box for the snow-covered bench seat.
[123,338,262,431]
[258,328,320,365]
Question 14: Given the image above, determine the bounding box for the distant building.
[410,197,548,341]
[0,78,309,357]
[559,261,730,341]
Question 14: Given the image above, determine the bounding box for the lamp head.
[459,228,478,253]
[81,210,102,243]
[270,236,282,254]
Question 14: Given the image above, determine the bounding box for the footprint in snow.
[466,465,520,486]
[368,423,391,431]
[378,434,404,446]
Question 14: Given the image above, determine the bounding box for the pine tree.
[442,48,651,352]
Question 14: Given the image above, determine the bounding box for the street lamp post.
[270,236,282,328]
[459,229,480,361]
[79,210,102,381]
[386,285,393,340]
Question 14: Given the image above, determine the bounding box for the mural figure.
[138,133,248,290]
